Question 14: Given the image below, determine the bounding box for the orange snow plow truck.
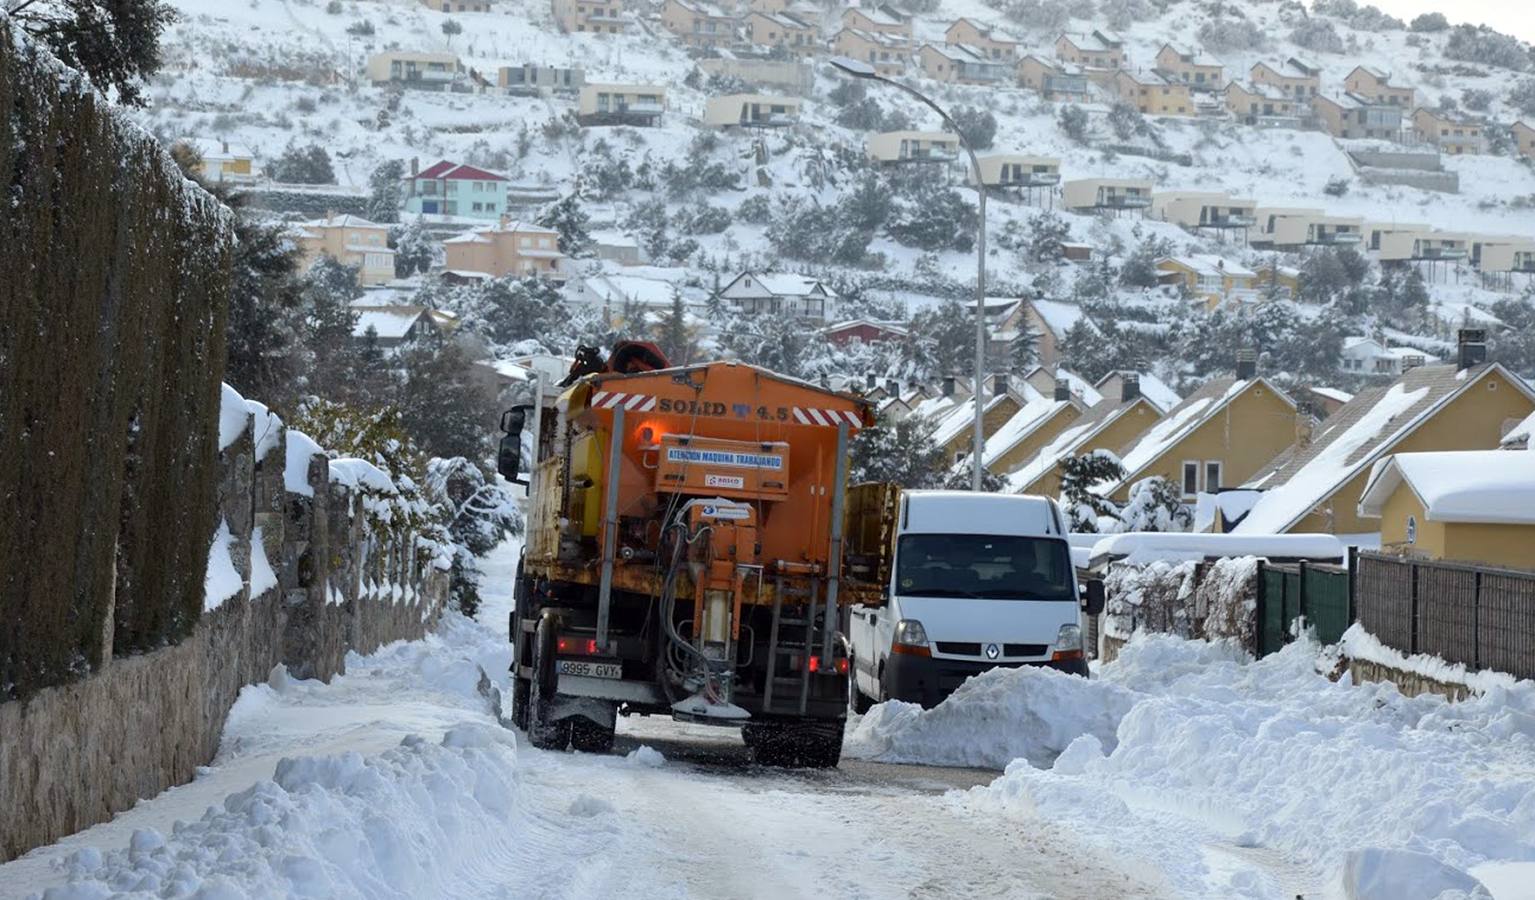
[496,342,876,767]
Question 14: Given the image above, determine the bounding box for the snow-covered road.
[7,538,1535,899]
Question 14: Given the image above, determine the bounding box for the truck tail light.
[557,637,600,656]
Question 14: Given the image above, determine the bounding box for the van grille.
[1005,643,1049,658]
[934,642,982,656]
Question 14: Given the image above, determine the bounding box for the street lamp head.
[828,56,878,79]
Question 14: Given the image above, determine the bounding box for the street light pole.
[829,58,988,491]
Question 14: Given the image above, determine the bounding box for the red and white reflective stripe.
[791,407,864,429]
[590,390,657,412]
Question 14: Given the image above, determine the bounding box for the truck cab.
[848,491,1102,711]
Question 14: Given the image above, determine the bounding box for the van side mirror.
[1082,580,1105,616]
[497,405,532,484]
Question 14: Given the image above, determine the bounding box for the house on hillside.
[366,51,461,89]
[498,64,584,95]
[919,43,1010,84]
[832,28,910,75]
[552,0,626,33]
[1152,191,1257,234]
[1224,81,1300,125]
[577,84,666,126]
[661,0,739,48]
[1095,361,1299,503]
[718,272,837,321]
[1515,122,1535,160]
[930,387,1039,466]
[971,155,1060,189]
[1004,388,1165,499]
[1094,371,1181,414]
[1254,263,1301,299]
[1312,93,1403,141]
[1235,332,1535,538]
[1054,30,1125,70]
[1114,69,1193,116]
[981,385,1086,477]
[352,305,442,348]
[175,138,255,183]
[291,214,396,287]
[1155,256,1258,310]
[402,160,508,219]
[1344,66,1414,107]
[1363,222,1432,260]
[945,18,1018,61]
[1411,108,1485,155]
[1154,43,1222,88]
[1357,450,1535,569]
[1062,178,1153,214]
[820,319,907,346]
[841,5,912,39]
[703,94,801,128]
[1251,208,1363,250]
[1469,236,1535,275]
[866,131,960,163]
[442,218,565,280]
[1021,298,1093,368]
[1016,55,1088,101]
[1370,230,1470,266]
[1250,58,1321,99]
[1023,366,1103,406]
[1338,337,1433,376]
[745,10,817,50]
[422,0,491,10]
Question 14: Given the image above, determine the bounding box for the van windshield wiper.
[901,587,981,598]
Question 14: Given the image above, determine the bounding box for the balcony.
[1202,211,1257,228]
[998,169,1060,188]
[1310,228,1362,245]
[1101,191,1152,209]
[1415,244,1468,261]
[901,146,960,163]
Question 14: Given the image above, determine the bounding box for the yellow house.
[442,218,566,280]
[745,10,816,50]
[1153,43,1222,88]
[944,18,1017,61]
[1155,255,1258,308]
[1358,450,1535,570]
[1250,58,1321,100]
[1004,394,1164,499]
[291,214,396,287]
[1344,65,1414,107]
[1097,372,1299,504]
[1054,30,1125,70]
[983,391,1086,477]
[866,130,959,163]
[552,0,626,33]
[832,28,909,75]
[1515,122,1535,160]
[930,389,1036,465]
[1225,81,1298,122]
[702,94,801,128]
[1017,55,1089,101]
[1411,107,1485,155]
[1235,347,1535,537]
[1312,92,1403,140]
[841,6,912,40]
[660,0,738,48]
[175,137,255,183]
[1062,178,1153,213]
[918,43,1010,85]
[1115,69,1193,116]
[1254,264,1301,298]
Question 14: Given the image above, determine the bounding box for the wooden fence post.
[1410,560,1420,655]
[1347,545,1358,626]
[1297,559,1308,636]
[1473,570,1482,671]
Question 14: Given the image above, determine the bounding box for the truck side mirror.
[497,405,532,484]
[1082,580,1106,616]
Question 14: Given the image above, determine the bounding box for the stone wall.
[0,401,448,862]
[1346,658,1474,702]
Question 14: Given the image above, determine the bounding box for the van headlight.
[1053,623,1082,653]
[892,619,931,657]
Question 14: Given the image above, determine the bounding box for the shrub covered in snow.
[1410,11,1449,32]
[1103,556,1259,647]
[1197,17,1265,52]
[1290,19,1345,53]
[1444,25,1531,72]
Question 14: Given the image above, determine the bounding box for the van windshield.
[894,534,1074,602]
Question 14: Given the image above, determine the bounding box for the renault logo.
[985,643,1000,660]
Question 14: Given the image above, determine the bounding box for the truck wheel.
[510,676,531,731]
[527,615,571,751]
[848,662,873,715]
[747,719,845,769]
[569,716,615,754]
[510,560,532,731]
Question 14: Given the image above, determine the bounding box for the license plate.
[556,660,622,679]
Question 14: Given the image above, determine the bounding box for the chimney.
[499,212,512,229]
[993,373,1009,393]
[221,140,229,154]
[1236,348,1258,380]
[1054,378,1071,402]
[887,378,899,395]
[410,156,419,176]
[1120,373,1141,403]
[865,373,877,389]
[1295,400,1316,449]
[1457,328,1488,371]
[942,376,956,397]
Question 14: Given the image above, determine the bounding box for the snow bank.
[1340,623,1520,695]
[284,429,324,496]
[329,458,397,493]
[845,665,1141,769]
[960,634,1535,898]
[44,724,524,900]
[203,518,242,612]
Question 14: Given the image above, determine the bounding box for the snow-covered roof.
[1088,533,1345,568]
[1004,396,1146,492]
[911,394,958,421]
[1159,255,1257,279]
[1236,364,1535,534]
[1504,410,1535,450]
[414,161,509,182]
[848,5,907,26]
[1060,31,1117,53]
[303,213,388,230]
[931,394,1010,449]
[1028,298,1093,341]
[1358,450,1535,525]
[723,271,835,298]
[1094,371,1181,413]
[354,307,429,339]
[179,137,254,161]
[821,318,908,337]
[1311,387,1355,404]
[982,398,1075,467]
[444,220,558,244]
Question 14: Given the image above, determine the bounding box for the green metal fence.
[1256,561,1352,656]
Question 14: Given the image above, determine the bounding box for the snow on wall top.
[1087,532,1345,568]
[244,399,284,463]
[1357,450,1535,525]
[218,383,251,451]
[284,429,325,497]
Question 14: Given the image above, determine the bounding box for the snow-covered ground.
[9,538,1535,899]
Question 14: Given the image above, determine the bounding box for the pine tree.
[1010,327,1040,374]
[537,194,593,256]
[302,257,362,391]
[390,218,434,277]
[367,160,404,223]
[849,413,946,488]
[9,0,175,106]
[657,288,691,364]
[397,341,492,461]
[1058,451,1125,532]
[269,142,336,184]
[1118,477,1192,532]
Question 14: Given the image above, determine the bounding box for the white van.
[848,491,1104,711]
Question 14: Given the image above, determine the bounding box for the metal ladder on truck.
[761,576,824,715]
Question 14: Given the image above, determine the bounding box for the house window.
[1204,461,1222,492]
[1182,462,1200,498]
